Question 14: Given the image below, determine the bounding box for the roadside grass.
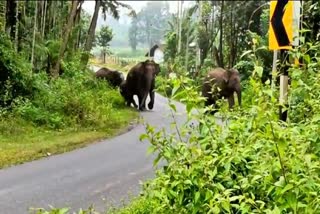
[32,196,153,214]
[107,196,154,214]
[0,109,138,169]
[0,57,140,169]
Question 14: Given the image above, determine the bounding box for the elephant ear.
[155,63,160,75]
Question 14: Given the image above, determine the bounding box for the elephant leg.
[138,93,147,111]
[228,94,235,109]
[148,89,155,110]
[129,95,138,108]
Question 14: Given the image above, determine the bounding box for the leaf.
[184,180,192,185]
[186,103,193,113]
[240,50,253,59]
[281,183,294,194]
[254,65,263,78]
[205,190,213,201]
[252,175,262,183]
[153,154,162,166]
[274,176,286,187]
[277,139,286,159]
[139,133,149,141]
[285,192,297,208]
[171,85,180,96]
[221,200,230,212]
[169,103,177,112]
[58,208,69,214]
[195,192,200,203]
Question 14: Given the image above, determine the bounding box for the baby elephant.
[202,67,241,113]
[120,80,138,108]
[95,67,124,88]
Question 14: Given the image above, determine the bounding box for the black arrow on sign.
[271,0,290,47]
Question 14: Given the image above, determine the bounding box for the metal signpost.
[269,0,301,122]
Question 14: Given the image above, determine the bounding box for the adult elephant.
[95,67,124,88]
[202,67,241,113]
[121,59,160,111]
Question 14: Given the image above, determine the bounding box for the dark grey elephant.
[95,67,124,88]
[120,59,160,111]
[202,67,241,113]
[120,80,138,108]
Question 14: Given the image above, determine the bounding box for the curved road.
[0,66,189,213]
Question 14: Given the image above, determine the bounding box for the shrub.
[0,43,129,130]
[136,38,320,213]
[0,32,34,106]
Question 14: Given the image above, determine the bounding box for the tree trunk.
[52,1,80,78]
[0,1,6,31]
[73,2,82,50]
[177,1,183,54]
[81,0,101,66]
[5,0,17,40]
[218,0,224,68]
[17,0,24,52]
[42,0,47,38]
[31,1,38,69]
[229,8,233,68]
[14,1,19,51]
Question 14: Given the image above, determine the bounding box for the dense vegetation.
[2,0,320,213]
[114,1,320,214]
[0,1,138,168]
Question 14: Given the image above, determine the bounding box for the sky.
[82,1,193,17]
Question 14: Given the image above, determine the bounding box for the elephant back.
[202,67,228,97]
[95,67,124,87]
[95,67,112,78]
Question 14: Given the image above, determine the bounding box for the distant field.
[110,47,147,59]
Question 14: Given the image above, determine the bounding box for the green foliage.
[0,32,34,106]
[130,1,170,47]
[31,206,99,214]
[128,36,320,213]
[97,25,113,48]
[0,33,132,131]
[164,31,177,63]
[8,54,126,130]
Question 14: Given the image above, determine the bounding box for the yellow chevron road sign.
[269,0,301,50]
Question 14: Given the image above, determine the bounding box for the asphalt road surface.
[0,66,190,214]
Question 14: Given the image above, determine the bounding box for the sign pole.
[269,0,301,122]
[279,50,289,122]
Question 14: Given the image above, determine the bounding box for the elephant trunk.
[140,73,153,109]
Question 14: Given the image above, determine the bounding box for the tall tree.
[81,0,133,67]
[96,25,113,63]
[31,1,38,69]
[133,1,170,48]
[128,17,138,51]
[5,0,17,40]
[52,0,81,78]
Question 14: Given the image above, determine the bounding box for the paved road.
[0,67,189,213]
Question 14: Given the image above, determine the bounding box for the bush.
[0,32,34,106]
[0,40,129,131]
[134,38,320,213]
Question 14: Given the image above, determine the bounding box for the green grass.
[107,196,154,214]
[110,47,147,59]
[0,109,138,169]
